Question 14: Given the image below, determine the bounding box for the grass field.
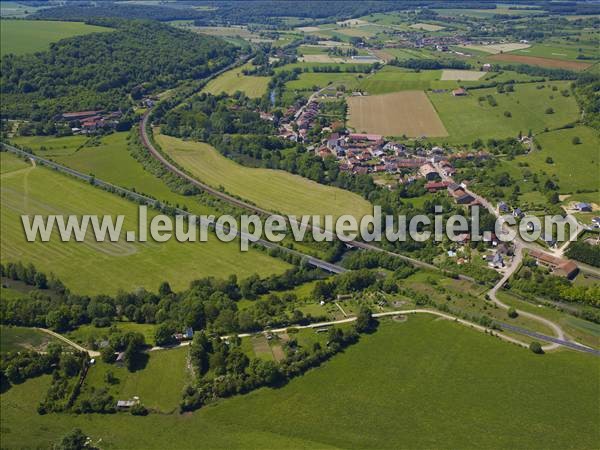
[488,53,593,71]
[347,91,448,137]
[0,19,111,56]
[462,43,531,55]
[286,71,362,91]
[428,81,580,143]
[515,126,600,197]
[0,326,63,353]
[1,316,598,448]
[81,347,190,413]
[155,133,373,221]
[0,152,289,295]
[510,43,599,62]
[434,8,541,18]
[12,132,216,216]
[66,322,158,347]
[202,63,270,98]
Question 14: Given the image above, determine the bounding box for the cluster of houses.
[278,100,320,141]
[58,110,122,134]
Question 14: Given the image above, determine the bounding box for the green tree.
[529,341,544,354]
[54,428,88,450]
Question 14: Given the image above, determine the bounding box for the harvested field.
[410,23,445,31]
[462,43,531,54]
[296,26,320,32]
[347,91,448,137]
[488,53,592,71]
[251,335,273,361]
[440,69,485,81]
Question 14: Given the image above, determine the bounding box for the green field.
[514,126,600,198]
[0,152,289,295]
[434,8,541,18]
[66,322,158,347]
[81,347,190,413]
[286,71,363,91]
[0,19,112,56]
[12,132,216,216]
[428,81,580,143]
[2,316,599,448]
[509,43,600,62]
[202,63,270,98]
[0,325,63,353]
[156,133,373,221]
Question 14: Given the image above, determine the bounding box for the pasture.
[0,19,111,56]
[155,133,373,220]
[510,43,599,62]
[487,53,593,71]
[285,71,362,91]
[0,153,289,295]
[1,316,599,448]
[428,81,580,143]
[516,126,600,198]
[81,346,190,413]
[347,91,448,137]
[202,64,270,98]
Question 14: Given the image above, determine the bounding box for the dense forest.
[0,20,238,125]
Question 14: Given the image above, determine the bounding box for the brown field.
[347,91,448,137]
[488,53,592,71]
[371,49,395,63]
[410,22,445,31]
[462,43,531,54]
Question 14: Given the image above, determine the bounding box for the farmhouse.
[349,133,383,142]
[529,249,579,279]
[452,88,467,96]
[419,163,439,180]
[425,181,450,192]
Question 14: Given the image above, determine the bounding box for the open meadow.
[0,153,289,295]
[0,19,111,56]
[1,316,598,448]
[155,133,373,220]
[0,326,63,353]
[428,81,580,143]
[202,63,270,98]
[347,91,448,137]
[487,53,593,71]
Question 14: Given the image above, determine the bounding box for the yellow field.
[155,133,373,221]
[440,69,485,81]
[347,91,448,137]
[202,64,270,98]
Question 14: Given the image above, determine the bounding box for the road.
[37,327,100,357]
[149,308,599,356]
[433,164,587,352]
[139,111,466,277]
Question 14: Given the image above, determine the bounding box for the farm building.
[419,163,439,180]
[529,250,579,279]
[452,88,467,96]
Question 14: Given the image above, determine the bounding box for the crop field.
[81,347,190,413]
[156,133,373,220]
[428,81,580,143]
[461,43,531,54]
[487,53,593,71]
[440,69,486,81]
[0,326,63,353]
[0,19,111,56]
[409,22,445,31]
[0,153,289,295]
[514,126,600,198]
[347,91,448,137]
[202,64,270,98]
[2,316,599,449]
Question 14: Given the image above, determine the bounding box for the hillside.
[0,20,238,123]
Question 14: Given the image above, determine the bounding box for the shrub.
[545,107,554,114]
[507,307,518,318]
[572,136,581,145]
[529,341,544,354]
